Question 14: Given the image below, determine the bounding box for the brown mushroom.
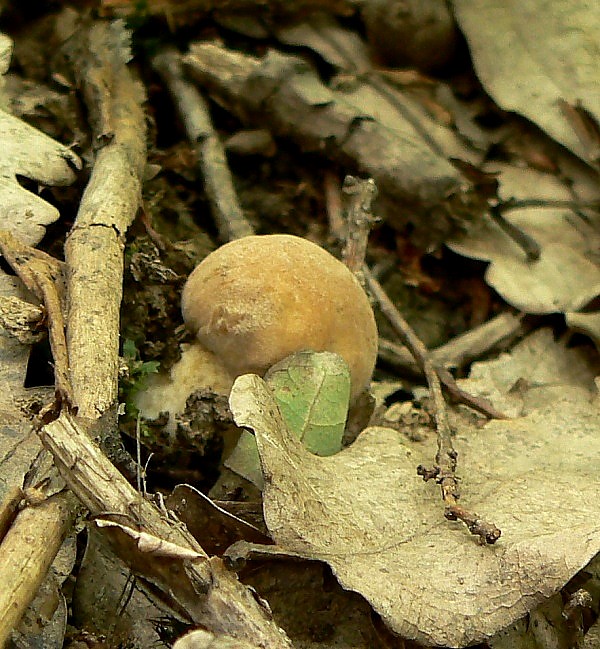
[181,234,378,401]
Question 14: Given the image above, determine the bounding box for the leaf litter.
[230,330,599,647]
[0,2,599,648]
[451,0,600,166]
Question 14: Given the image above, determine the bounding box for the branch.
[40,413,292,648]
[61,20,147,421]
[153,48,254,242]
[336,174,501,543]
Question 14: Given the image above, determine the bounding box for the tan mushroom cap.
[181,234,378,401]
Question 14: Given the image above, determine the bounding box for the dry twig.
[41,412,292,647]
[338,175,501,544]
[0,230,72,407]
[60,21,147,423]
[0,490,79,647]
[152,48,254,242]
[378,312,522,374]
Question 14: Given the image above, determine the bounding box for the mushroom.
[135,234,378,426]
[182,234,378,401]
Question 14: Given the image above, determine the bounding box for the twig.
[0,490,80,647]
[378,312,523,374]
[367,270,501,543]
[152,48,254,242]
[436,366,509,420]
[489,202,541,262]
[40,413,292,648]
[341,175,379,277]
[495,197,600,213]
[323,170,345,242]
[61,21,147,422]
[0,230,72,408]
[489,197,600,262]
[378,312,522,419]
[183,42,470,246]
[338,175,501,543]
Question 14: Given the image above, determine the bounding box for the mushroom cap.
[181,234,378,401]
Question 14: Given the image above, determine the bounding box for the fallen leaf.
[566,311,600,350]
[226,351,351,487]
[451,0,600,165]
[229,331,600,646]
[449,164,600,314]
[0,110,80,246]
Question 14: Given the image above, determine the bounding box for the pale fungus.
[181,234,378,402]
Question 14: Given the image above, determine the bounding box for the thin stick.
[338,174,501,544]
[0,231,72,408]
[341,175,378,277]
[323,170,345,242]
[366,270,501,543]
[152,48,254,242]
[378,312,522,374]
[489,197,599,262]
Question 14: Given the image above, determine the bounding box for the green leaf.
[225,351,351,487]
[265,350,350,456]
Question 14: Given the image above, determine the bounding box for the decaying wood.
[0,490,79,647]
[183,42,476,246]
[41,413,292,648]
[61,20,147,421]
[0,295,44,345]
[153,49,255,242]
[0,230,72,406]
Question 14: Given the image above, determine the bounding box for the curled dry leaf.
[229,331,600,646]
[0,110,80,245]
[94,519,206,561]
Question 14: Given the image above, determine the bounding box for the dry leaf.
[451,0,600,166]
[449,164,600,314]
[229,331,600,646]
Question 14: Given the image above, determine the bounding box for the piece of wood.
[62,21,147,420]
[153,49,254,242]
[41,413,292,648]
[0,491,79,647]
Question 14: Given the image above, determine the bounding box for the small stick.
[367,269,501,543]
[341,175,378,277]
[437,366,508,420]
[62,20,147,421]
[489,197,599,262]
[338,175,501,543]
[152,49,254,242]
[40,412,293,647]
[378,312,522,374]
[0,230,73,408]
[323,170,345,242]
